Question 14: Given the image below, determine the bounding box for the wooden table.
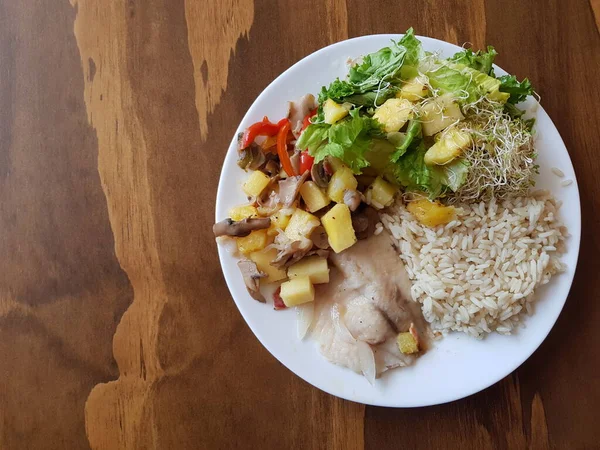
[1,0,599,448]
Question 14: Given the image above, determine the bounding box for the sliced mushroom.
[309,225,329,249]
[323,157,335,176]
[237,143,266,171]
[352,205,379,240]
[343,189,363,212]
[310,160,330,188]
[257,190,281,216]
[263,159,280,177]
[289,151,301,176]
[288,93,317,137]
[271,238,313,269]
[352,214,370,239]
[213,217,271,238]
[278,170,309,207]
[306,248,330,259]
[238,259,267,302]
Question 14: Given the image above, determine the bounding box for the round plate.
[215,34,581,407]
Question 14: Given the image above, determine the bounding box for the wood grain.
[1,0,599,449]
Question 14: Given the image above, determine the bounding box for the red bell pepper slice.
[299,151,314,174]
[241,116,282,149]
[273,287,286,310]
[300,108,318,131]
[277,119,296,176]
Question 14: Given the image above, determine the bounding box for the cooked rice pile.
[381,191,568,338]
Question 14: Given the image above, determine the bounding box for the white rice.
[560,179,573,187]
[380,191,568,338]
[551,167,565,178]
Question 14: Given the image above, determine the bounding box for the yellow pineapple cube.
[267,209,293,236]
[397,332,419,354]
[419,94,464,136]
[327,166,358,203]
[279,276,315,307]
[398,77,429,102]
[367,177,397,209]
[300,181,330,213]
[249,248,287,283]
[407,199,455,227]
[287,256,330,284]
[323,99,351,124]
[242,171,271,197]
[327,157,346,173]
[424,129,471,165]
[284,209,320,241]
[321,203,356,253]
[236,229,269,254]
[373,98,413,133]
[229,204,259,221]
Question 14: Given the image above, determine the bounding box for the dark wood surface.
[1,1,599,448]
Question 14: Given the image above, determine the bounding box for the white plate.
[215,34,581,407]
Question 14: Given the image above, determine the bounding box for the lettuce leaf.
[348,43,406,90]
[397,28,423,67]
[317,29,422,108]
[317,78,355,104]
[427,65,480,103]
[431,158,470,192]
[498,75,533,104]
[449,46,497,75]
[392,143,444,198]
[309,109,381,173]
[342,88,398,107]
[296,123,330,152]
[390,120,422,161]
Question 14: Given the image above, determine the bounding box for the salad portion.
[213,29,539,362]
[300,28,536,204]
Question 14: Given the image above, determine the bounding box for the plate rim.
[214,33,582,407]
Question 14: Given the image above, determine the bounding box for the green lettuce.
[317,28,422,109]
[303,109,382,173]
[449,46,497,75]
[392,143,443,198]
[431,158,470,192]
[397,28,423,67]
[427,65,480,103]
[498,75,533,104]
[390,120,422,161]
[296,123,330,153]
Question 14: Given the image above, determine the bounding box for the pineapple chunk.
[372,98,413,133]
[323,99,351,124]
[242,171,271,197]
[327,166,358,203]
[327,157,346,173]
[419,94,464,136]
[398,77,429,102]
[397,332,419,354]
[229,204,258,221]
[267,209,293,236]
[279,276,315,307]
[367,177,397,209]
[249,249,287,283]
[424,129,471,165]
[300,181,331,213]
[321,203,356,253]
[236,229,269,254]
[284,209,320,241]
[407,199,456,227]
[287,256,330,284]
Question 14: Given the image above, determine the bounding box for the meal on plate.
[213,29,568,383]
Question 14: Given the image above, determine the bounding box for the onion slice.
[296,302,315,340]
[356,340,377,385]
